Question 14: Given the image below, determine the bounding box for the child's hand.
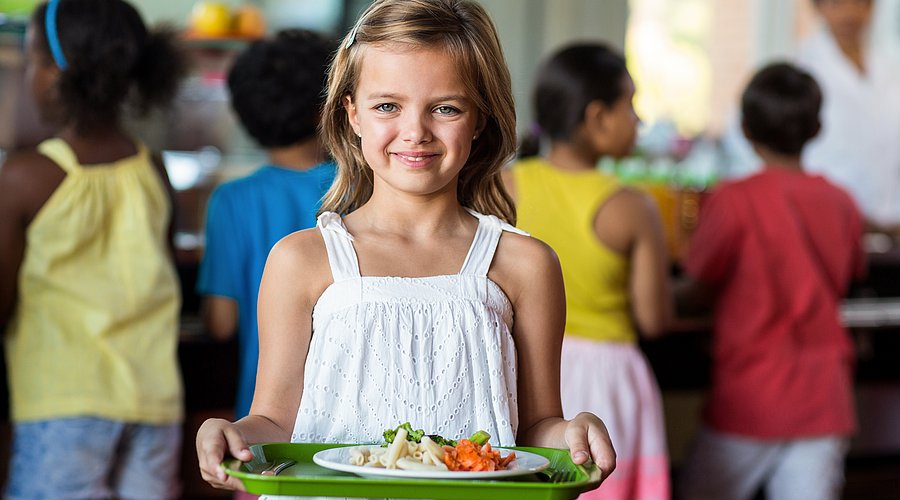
[196,418,254,491]
[564,412,616,480]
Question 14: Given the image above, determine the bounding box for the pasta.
[346,430,516,472]
[383,427,408,468]
[348,441,450,471]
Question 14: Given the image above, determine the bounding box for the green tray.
[223,443,602,499]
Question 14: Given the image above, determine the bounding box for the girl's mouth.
[392,152,438,168]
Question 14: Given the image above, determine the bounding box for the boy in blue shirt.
[197,29,335,421]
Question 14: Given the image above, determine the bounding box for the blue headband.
[46,0,68,70]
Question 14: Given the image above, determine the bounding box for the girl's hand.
[564,412,617,481]
[196,418,254,491]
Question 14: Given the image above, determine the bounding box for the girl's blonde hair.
[319,0,517,224]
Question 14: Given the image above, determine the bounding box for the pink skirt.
[560,337,670,500]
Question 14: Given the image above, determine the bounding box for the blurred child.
[196,29,336,424]
[676,62,865,500]
[508,43,672,500]
[196,0,616,495]
[0,0,186,498]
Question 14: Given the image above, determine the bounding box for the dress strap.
[36,138,150,174]
[316,212,361,281]
[459,208,529,277]
[37,138,81,174]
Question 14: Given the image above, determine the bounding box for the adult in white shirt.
[720,0,900,232]
[796,0,900,233]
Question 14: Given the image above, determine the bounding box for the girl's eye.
[434,105,460,116]
[376,103,398,113]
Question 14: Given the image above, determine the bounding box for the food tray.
[222,442,602,499]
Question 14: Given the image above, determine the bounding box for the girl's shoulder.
[1,149,62,182]
[0,149,67,223]
[491,229,561,303]
[593,186,662,255]
[499,230,559,271]
[269,225,332,277]
[272,226,329,264]
[599,185,658,219]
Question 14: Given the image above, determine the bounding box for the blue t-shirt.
[196,162,336,418]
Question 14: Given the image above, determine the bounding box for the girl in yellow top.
[505,43,672,500]
[0,1,186,498]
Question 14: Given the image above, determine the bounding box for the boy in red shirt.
[676,62,866,500]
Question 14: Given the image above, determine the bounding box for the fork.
[260,459,296,476]
[547,468,578,483]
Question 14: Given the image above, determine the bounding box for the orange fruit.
[189,2,233,38]
[233,5,266,39]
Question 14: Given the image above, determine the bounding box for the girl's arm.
[150,152,178,259]
[594,188,672,338]
[0,152,65,327]
[0,157,26,327]
[492,233,616,480]
[201,296,239,341]
[197,229,331,490]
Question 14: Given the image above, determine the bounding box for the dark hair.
[741,62,821,156]
[228,29,334,148]
[32,0,185,133]
[519,42,628,158]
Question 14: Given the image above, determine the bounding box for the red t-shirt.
[684,168,865,439]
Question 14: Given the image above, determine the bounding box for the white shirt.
[796,28,900,227]
[291,211,521,448]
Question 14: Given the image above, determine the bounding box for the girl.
[197,0,616,494]
[506,43,672,500]
[0,0,186,498]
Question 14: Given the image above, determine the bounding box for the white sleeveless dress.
[291,210,524,448]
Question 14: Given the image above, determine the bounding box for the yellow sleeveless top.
[5,138,183,423]
[512,157,636,343]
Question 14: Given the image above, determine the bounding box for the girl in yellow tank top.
[506,43,673,500]
[0,1,186,497]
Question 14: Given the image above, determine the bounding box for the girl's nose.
[402,112,432,144]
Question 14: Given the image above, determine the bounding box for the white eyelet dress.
[262,210,527,499]
[292,210,524,448]
[262,211,525,499]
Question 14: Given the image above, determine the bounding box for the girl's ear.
[584,100,610,133]
[343,94,361,136]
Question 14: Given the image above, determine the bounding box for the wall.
[129,0,629,140]
[479,0,629,133]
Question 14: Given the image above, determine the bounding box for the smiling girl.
[196,0,616,495]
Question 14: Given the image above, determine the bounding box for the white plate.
[312,445,550,480]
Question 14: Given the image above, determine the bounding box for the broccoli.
[427,434,457,447]
[468,430,491,446]
[381,424,491,448]
[383,422,425,444]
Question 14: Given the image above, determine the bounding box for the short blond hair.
[319,0,517,224]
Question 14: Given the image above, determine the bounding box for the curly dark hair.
[227,29,335,148]
[741,62,822,156]
[31,0,187,133]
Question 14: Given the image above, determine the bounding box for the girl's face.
[815,0,872,43]
[590,74,639,159]
[345,44,483,199]
[24,22,62,125]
